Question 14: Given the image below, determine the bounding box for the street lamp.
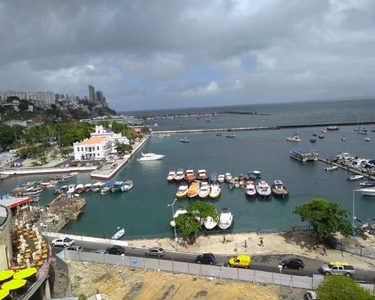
[167,198,178,251]
[278,264,283,292]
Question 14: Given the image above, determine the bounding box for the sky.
[1,0,375,111]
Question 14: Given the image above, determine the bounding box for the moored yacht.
[286,136,300,142]
[271,180,289,198]
[137,152,165,161]
[224,172,233,183]
[174,169,185,182]
[209,182,221,199]
[111,181,123,193]
[204,216,218,230]
[256,181,272,198]
[184,170,196,183]
[218,208,234,230]
[121,180,133,192]
[84,183,92,193]
[199,182,210,198]
[91,182,104,192]
[197,169,209,181]
[217,174,225,183]
[176,182,188,198]
[245,181,257,197]
[166,170,176,182]
[187,181,200,198]
[75,184,85,194]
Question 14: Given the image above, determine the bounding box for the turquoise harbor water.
[1,99,375,239]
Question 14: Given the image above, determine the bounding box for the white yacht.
[175,182,188,198]
[174,169,185,182]
[199,182,210,198]
[218,208,233,230]
[256,181,272,198]
[121,180,133,192]
[166,170,176,182]
[137,152,165,161]
[209,182,221,199]
[245,181,257,197]
[204,216,218,230]
[217,174,225,183]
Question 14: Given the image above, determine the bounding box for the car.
[51,237,75,247]
[280,258,304,270]
[195,253,216,265]
[145,247,165,257]
[106,245,125,255]
[91,249,108,254]
[305,290,318,300]
[66,245,83,251]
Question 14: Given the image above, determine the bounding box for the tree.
[293,198,353,241]
[317,276,374,300]
[175,214,201,237]
[187,201,219,221]
[115,142,132,154]
[18,102,29,112]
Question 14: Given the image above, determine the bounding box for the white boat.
[359,187,375,196]
[174,169,185,182]
[217,174,225,183]
[75,184,85,194]
[365,137,370,142]
[170,208,188,227]
[91,182,104,192]
[286,136,300,142]
[218,208,233,230]
[324,166,338,171]
[348,175,364,181]
[245,181,257,197]
[224,172,233,183]
[197,169,209,181]
[67,184,76,194]
[271,180,289,198]
[121,180,133,192]
[180,137,190,143]
[204,216,218,230]
[111,181,124,193]
[252,170,262,178]
[176,182,188,198]
[137,152,165,161]
[84,183,92,192]
[100,186,111,195]
[111,228,125,240]
[256,181,272,198]
[166,170,176,182]
[209,182,221,199]
[199,182,210,198]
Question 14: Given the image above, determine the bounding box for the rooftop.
[76,136,109,145]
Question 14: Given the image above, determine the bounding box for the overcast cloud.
[1,0,375,111]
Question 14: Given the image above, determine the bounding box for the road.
[48,237,375,284]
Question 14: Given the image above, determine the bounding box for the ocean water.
[1,99,375,239]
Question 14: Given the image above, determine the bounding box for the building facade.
[88,85,96,103]
[0,205,13,270]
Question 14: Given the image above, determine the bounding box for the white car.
[305,291,318,300]
[51,237,74,247]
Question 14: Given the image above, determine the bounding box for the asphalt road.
[48,237,375,284]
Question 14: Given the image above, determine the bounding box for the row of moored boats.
[55,180,134,195]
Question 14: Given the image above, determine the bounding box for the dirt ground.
[62,261,305,300]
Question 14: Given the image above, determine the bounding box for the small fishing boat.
[312,132,318,137]
[327,126,340,131]
[218,208,234,230]
[187,181,200,198]
[348,175,364,181]
[204,216,218,230]
[245,181,257,197]
[176,182,188,198]
[180,137,190,143]
[197,169,209,181]
[318,134,324,139]
[359,187,375,197]
[121,180,133,192]
[111,181,124,193]
[184,170,196,183]
[226,133,236,138]
[84,183,92,193]
[365,137,370,142]
[166,170,176,182]
[286,136,300,142]
[271,180,289,198]
[216,132,223,136]
[252,170,262,178]
[324,166,338,171]
[217,174,225,183]
[67,184,76,194]
[199,182,210,198]
[75,184,85,194]
[256,181,272,198]
[174,169,185,182]
[111,228,125,240]
[224,172,233,183]
[341,136,347,142]
[209,182,221,199]
[91,182,104,192]
[360,181,375,188]
[100,186,110,195]
[310,137,316,143]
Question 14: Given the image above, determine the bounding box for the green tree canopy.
[293,198,352,241]
[115,142,132,154]
[187,201,219,221]
[317,276,375,300]
[175,214,201,237]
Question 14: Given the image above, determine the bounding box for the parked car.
[280,258,304,270]
[195,253,216,265]
[305,290,318,300]
[51,237,74,247]
[106,245,125,255]
[66,245,83,251]
[145,247,165,257]
[228,255,251,268]
[91,249,108,254]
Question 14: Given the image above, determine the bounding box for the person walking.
[259,237,264,247]
[323,247,327,256]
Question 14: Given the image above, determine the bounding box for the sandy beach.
[126,230,375,270]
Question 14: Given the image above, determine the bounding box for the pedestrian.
[291,222,295,232]
[323,247,327,256]
[222,235,226,244]
[259,237,264,247]
[244,240,247,248]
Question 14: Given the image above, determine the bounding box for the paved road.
[48,237,375,284]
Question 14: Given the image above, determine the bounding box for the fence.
[58,250,323,290]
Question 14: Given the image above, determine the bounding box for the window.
[77,148,79,152]
[97,146,99,150]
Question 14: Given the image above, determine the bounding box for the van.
[228,255,251,268]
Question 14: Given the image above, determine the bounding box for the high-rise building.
[96,90,104,105]
[88,85,96,103]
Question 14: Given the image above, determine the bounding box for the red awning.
[7,198,31,209]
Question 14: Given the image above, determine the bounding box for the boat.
[197,169,209,181]
[75,184,85,194]
[176,182,188,198]
[67,184,76,194]
[341,137,347,142]
[271,180,289,198]
[245,181,257,197]
[91,182,104,192]
[348,175,364,181]
[354,117,366,132]
[23,188,43,196]
[216,132,222,136]
[204,216,218,230]
[310,137,316,143]
[252,170,262,178]
[100,186,111,195]
[209,182,221,199]
[286,136,300,142]
[180,137,190,143]
[111,228,125,240]
[121,180,133,192]
[224,172,233,183]
[255,181,272,198]
[359,187,375,196]
[327,126,340,131]
[166,170,176,182]
[365,137,370,142]
[226,133,236,138]
[312,132,318,137]
[318,134,324,139]
[174,169,185,182]
[187,181,200,198]
[324,166,338,171]
[218,208,234,230]
[360,181,375,188]
[321,130,327,133]
[184,169,196,183]
[199,182,210,198]
[290,149,319,162]
[111,181,124,193]
[210,173,218,182]
[137,152,165,161]
[84,183,92,192]
[217,174,225,183]
[170,208,188,227]
[358,130,368,135]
